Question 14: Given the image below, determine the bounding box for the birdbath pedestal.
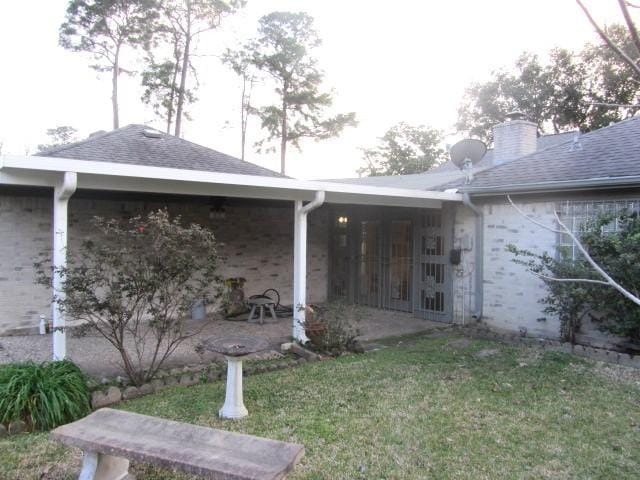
[204,335,269,420]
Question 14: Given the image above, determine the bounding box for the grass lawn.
[2,333,639,479]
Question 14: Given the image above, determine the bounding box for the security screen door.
[415,209,452,321]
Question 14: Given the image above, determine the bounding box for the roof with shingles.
[441,116,640,192]
[38,124,283,178]
[329,131,579,191]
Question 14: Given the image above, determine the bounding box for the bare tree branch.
[589,101,640,108]
[507,194,640,307]
[507,195,564,234]
[530,271,610,286]
[576,0,640,78]
[618,0,640,57]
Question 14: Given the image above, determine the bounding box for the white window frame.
[557,199,640,259]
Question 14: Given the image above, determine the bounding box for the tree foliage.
[37,126,79,152]
[508,212,640,345]
[60,0,160,129]
[150,0,245,137]
[222,48,258,161]
[36,209,222,386]
[236,11,356,174]
[507,245,597,344]
[358,123,446,176]
[457,27,640,142]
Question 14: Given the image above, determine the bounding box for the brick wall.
[492,120,537,165]
[453,198,626,347]
[452,200,562,337]
[0,194,329,334]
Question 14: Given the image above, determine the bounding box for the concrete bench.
[51,408,304,480]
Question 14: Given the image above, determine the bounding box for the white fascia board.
[0,155,462,207]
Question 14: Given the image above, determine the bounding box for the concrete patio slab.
[0,307,448,378]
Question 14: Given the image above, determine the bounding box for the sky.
[0,0,625,179]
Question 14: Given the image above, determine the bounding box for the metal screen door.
[357,220,381,306]
[415,210,451,321]
[387,220,412,311]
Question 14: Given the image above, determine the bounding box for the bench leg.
[268,304,278,322]
[79,450,131,480]
[259,306,265,325]
[219,357,248,419]
[247,304,257,322]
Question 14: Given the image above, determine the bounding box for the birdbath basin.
[204,335,269,419]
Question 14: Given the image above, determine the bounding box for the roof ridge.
[474,116,640,179]
[461,130,581,180]
[36,124,141,157]
[166,131,284,176]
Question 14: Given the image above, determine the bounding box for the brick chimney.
[492,112,537,165]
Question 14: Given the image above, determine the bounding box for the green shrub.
[307,301,362,355]
[0,360,91,431]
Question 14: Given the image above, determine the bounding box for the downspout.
[462,192,483,321]
[52,172,77,360]
[293,191,326,342]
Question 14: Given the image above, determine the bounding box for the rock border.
[89,345,323,410]
[462,325,640,369]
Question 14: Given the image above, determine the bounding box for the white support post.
[52,172,77,361]
[293,191,325,343]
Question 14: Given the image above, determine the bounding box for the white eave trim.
[0,155,462,208]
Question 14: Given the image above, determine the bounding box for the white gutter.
[52,172,77,360]
[0,155,462,208]
[462,175,640,196]
[293,191,326,342]
[462,193,483,322]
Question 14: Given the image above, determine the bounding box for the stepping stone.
[474,348,501,358]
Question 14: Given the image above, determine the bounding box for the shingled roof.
[38,124,283,178]
[445,116,640,193]
[327,130,577,191]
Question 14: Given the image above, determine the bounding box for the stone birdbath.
[204,335,269,419]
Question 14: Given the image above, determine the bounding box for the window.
[557,199,640,258]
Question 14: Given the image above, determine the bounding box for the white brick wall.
[454,198,626,346]
[0,194,329,334]
[493,120,537,165]
[452,200,558,337]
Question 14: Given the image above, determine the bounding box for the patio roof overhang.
[1,154,462,359]
[0,155,462,208]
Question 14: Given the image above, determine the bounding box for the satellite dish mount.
[449,138,487,184]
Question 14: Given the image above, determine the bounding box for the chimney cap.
[504,111,527,121]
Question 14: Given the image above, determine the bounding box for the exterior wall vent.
[142,128,163,139]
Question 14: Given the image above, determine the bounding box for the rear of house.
[2,117,640,350]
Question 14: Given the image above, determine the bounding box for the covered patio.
[0,150,461,361]
[0,307,450,378]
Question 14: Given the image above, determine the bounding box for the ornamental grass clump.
[0,360,90,431]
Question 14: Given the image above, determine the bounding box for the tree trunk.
[241,76,247,161]
[174,4,192,138]
[112,44,121,130]
[280,84,288,175]
[167,54,180,135]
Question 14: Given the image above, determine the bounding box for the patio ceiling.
[0,155,462,208]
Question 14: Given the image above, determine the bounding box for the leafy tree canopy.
[60,0,161,129]
[239,11,356,174]
[151,0,245,137]
[358,123,446,177]
[37,126,79,152]
[457,25,640,143]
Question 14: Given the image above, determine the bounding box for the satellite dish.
[449,138,487,170]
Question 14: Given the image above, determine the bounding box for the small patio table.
[247,297,278,324]
[203,335,269,419]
